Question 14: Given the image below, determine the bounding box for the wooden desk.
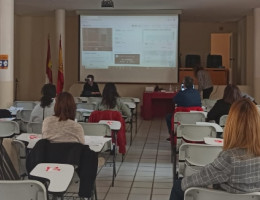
[179,68,229,85]
[141,92,176,120]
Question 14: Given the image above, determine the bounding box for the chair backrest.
[0,180,48,200]
[27,122,43,134]
[207,54,222,68]
[17,109,33,133]
[185,54,201,68]
[13,101,37,110]
[79,122,111,136]
[76,110,85,122]
[184,187,260,200]
[177,124,217,143]
[201,99,217,112]
[174,112,206,124]
[12,139,27,178]
[0,121,20,138]
[87,97,102,104]
[219,114,228,127]
[119,97,135,103]
[76,102,96,110]
[179,144,222,177]
[18,109,32,122]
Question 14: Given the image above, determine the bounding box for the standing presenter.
[193,64,213,99]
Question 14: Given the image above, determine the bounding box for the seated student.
[42,92,85,143]
[207,84,242,124]
[170,98,260,200]
[173,76,201,107]
[97,82,131,119]
[30,83,56,122]
[165,76,201,140]
[80,74,101,97]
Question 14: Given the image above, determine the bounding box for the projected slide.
[80,16,178,69]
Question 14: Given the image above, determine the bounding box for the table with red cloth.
[141,92,176,120]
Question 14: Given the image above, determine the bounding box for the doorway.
[210,33,233,83]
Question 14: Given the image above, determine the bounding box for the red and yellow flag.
[56,35,64,94]
[46,36,53,83]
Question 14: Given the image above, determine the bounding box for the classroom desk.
[30,163,74,195]
[141,92,176,120]
[16,133,111,152]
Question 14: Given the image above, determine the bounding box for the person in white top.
[30,84,56,122]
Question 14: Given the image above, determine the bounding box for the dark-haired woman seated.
[30,83,56,122]
[207,84,242,124]
[97,83,131,119]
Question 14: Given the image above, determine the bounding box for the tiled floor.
[66,117,173,200]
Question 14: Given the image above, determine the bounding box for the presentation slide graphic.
[80,15,178,69]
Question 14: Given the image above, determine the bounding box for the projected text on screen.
[80,15,178,69]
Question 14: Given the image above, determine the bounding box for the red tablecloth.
[141,92,176,120]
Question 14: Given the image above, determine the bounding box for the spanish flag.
[56,35,64,94]
[46,36,53,83]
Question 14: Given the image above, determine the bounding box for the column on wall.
[253,8,260,102]
[0,0,14,108]
[55,9,66,91]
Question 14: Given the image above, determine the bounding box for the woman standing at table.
[42,92,85,144]
[170,98,260,200]
[30,83,56,122]
[193,64,213,99]
[97,83,131,119]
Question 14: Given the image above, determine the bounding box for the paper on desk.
[196,122,223,132]
[8,106,23,115]
[0,117,15,121]
[204,137,223,146]
[84,136,111,152]
[77,108,94,113]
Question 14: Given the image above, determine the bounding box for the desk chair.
[88,110,126,155]
[79,122,116,187]
[219,114,228,128]
[120,97,139,134]
[201,99,217,112]
[87,97,102,104]
[76,102,96,110]
[120,98,136,145]
[76,110,85,122]
[176,124,217,150]
[178,143,222,178]
[13,101,37,110]
[27,122,43,134]
[26,139,98,199]
[0,180,48,200]
[17,109,32,133]
[184,187,260,200]
[0,121,20,180]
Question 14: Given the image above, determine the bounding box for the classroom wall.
[14,13,251,102]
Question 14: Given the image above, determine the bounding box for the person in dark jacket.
[80,74,101,97]
[207,84,242,124]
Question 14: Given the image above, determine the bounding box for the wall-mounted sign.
[0,55,8,69]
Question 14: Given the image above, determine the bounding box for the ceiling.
[14,0,260,22]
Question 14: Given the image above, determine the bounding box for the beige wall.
[14,14,251,102]
[179,21,237,68]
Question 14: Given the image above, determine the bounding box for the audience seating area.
[1,99,259,200]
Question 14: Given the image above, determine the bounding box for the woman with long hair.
[193,65,213,99]
[207,84,242,124]
[170,98,260,200]
[30,83,56,122]
[42,92,84,144]
[97,83,131,118]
